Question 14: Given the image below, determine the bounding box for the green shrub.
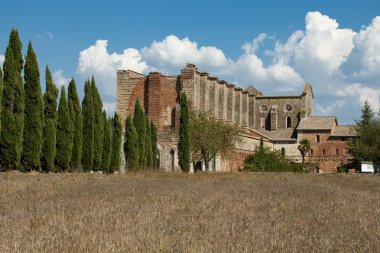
[243,145,302,172]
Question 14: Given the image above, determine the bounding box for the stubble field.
[0,171,379,252]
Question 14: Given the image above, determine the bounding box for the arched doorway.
[194,161,202,172]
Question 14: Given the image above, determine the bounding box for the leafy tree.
[91,77,104,170]
[22,41,44,171]
[298,139,311,164]
[124,115,139,170]
[190,111,242,171]
[41,66,58,172]
[350,101,380,165]
[178,92,190,172]
[68,79,82,171]
[101,112,112,172]
[56,87,73,171]
[145,116,153,168]
[133,99,146,168]
[82,80,94,171]
[151,121,158,168]
[110,113,122,173]
[0,29,24,170]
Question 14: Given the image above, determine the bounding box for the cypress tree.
[124,115,139,170]
[110,113,122,173]
[56,86,73,171]
[133,99,146,168]
[0,67,3,134]
[101,111,112,172]
[91,77,104,171]
[0,29,24,170]
[68,79,82,172]
[178,92,190,172]
[22,41,44,171]
[151,121,158,168]
[145,116,153,168]
[82,80,94,171]
[41,66,58,172]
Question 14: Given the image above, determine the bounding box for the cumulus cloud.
[53,69,70,88]
[0,54,4,67]
[337,83,380,112]
[343,17,380,84]
[77,12,380,122]
[78,40,148,96]
[242,33,268,54]
[141,35,231,75]
[274,11,356,79]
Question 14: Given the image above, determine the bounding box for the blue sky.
[1,0,380,123]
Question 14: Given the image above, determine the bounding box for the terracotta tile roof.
[257,129,297,141]
[297,116,337,130]
[331,125,357,137]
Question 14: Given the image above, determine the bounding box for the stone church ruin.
[116,64,355,173]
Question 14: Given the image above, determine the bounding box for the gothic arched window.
[286,116,292,128]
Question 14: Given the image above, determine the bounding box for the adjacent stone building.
[116,64,355,173]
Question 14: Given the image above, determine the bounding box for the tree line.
[349,101,380,167]
[0,29,122,173]
[123,99,158,170]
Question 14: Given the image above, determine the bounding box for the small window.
[322,149,325,155]
[310,149,313,155]
[286,116,291,128]
[281,147,285,156]
[336,149,339,155]
[316,135,320,143]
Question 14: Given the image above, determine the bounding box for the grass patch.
[0,171,379,252]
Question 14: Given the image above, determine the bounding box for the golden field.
[0,171,379,252]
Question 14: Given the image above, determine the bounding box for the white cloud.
[78,40,148,96]
[77,12,380,123]
[344,17,380,83]
[103,102,116,116]
[0,54,4,67]
[242,33,268,54]
[53,69,70,88]
[141,35,231,75]
[274,11,356,78]
[46,31,54,40]
[337,83,380,112]
[315,99,346,116]
[36,31,54,40]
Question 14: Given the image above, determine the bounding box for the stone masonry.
[116,64,355,173]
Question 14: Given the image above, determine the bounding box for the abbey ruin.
[116,64,355,173]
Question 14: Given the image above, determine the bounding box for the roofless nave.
[117,64,355,173]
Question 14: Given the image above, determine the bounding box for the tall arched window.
[164,106,171,126]
[261,115,266,129]
[286,116,291,128]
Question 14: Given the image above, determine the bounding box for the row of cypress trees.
[0,29,122,173]
[124,99,158,170]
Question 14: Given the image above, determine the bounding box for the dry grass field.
[0,171,379,252]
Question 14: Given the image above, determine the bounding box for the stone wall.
[298,130,351,173]
[255,95,307,131]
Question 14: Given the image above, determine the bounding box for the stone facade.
[116,64,355,173]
